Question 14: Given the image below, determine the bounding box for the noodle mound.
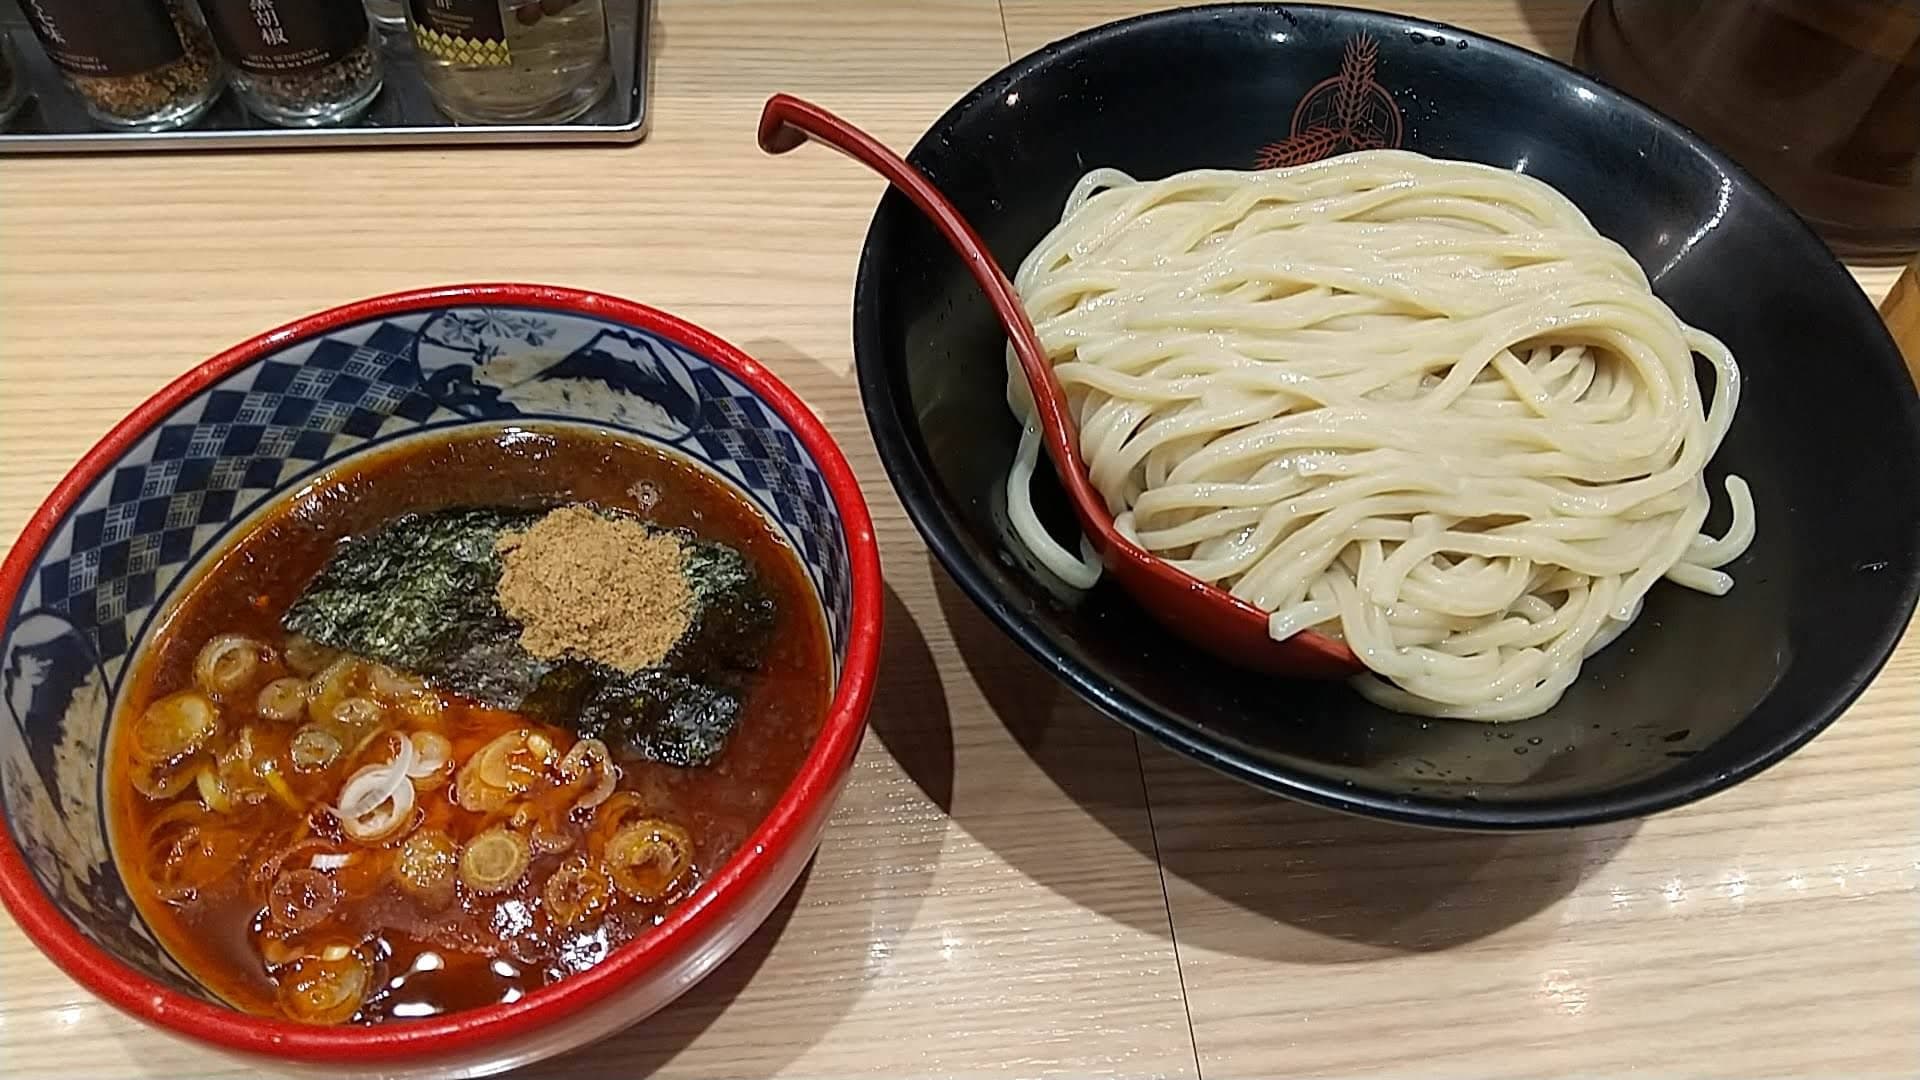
[1006,150,1752,720]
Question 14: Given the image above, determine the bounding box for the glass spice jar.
[0,31,27,129]
[15,0,224,132]
[408,0,612,124]
[202,0,382,127]
[363,0,406,33]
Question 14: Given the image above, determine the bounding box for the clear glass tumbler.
[364,0,408,33]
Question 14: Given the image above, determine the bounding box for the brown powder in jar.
[495,505,692,673]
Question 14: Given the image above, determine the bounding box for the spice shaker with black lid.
[202,0,382,127]
[14,0,223,131]
[408,0,612,124]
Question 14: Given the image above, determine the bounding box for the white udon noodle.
[1004,150,1754,721]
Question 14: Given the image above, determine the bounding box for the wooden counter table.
[1,3,1914,1077]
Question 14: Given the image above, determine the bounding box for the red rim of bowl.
[0,284,885,1062]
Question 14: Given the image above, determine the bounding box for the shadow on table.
[867,584,956,811]
[871,558,1160,860]
[919,555,1639,964]
[1139,746,1641,964]
[517,584,949,1076]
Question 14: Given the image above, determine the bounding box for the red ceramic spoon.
[758,93,1360,678]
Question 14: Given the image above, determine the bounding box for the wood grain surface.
[1,3,1915,1079]
[1886,256,1920,377]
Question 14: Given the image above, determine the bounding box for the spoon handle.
[756,93,1108,540]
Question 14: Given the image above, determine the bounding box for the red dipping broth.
[108,424,830,1024]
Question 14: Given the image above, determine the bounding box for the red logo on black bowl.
[1256,33,1404,168]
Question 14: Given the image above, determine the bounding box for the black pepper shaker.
[14,0,224,131]
[202,0,382,127]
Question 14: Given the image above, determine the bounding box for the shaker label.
[203,0,367,76]
[409,0,510,67]
[18,0,184,77]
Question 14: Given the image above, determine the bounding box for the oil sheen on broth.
[109,425,831,1024]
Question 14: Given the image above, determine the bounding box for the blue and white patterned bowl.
[0,285,883,1075]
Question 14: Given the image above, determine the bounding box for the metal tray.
[0,0,651,153]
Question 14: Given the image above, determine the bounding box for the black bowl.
[851,4,1920,828]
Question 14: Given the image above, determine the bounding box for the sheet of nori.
[282,506,774,767]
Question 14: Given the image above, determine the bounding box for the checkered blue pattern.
[30,323,433,665]
[689,371,849,647]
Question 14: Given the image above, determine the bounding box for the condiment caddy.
[0,0,649,152]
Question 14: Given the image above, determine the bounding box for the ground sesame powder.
[494,505,692,673]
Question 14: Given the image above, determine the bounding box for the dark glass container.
[1578,0,1920,261]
